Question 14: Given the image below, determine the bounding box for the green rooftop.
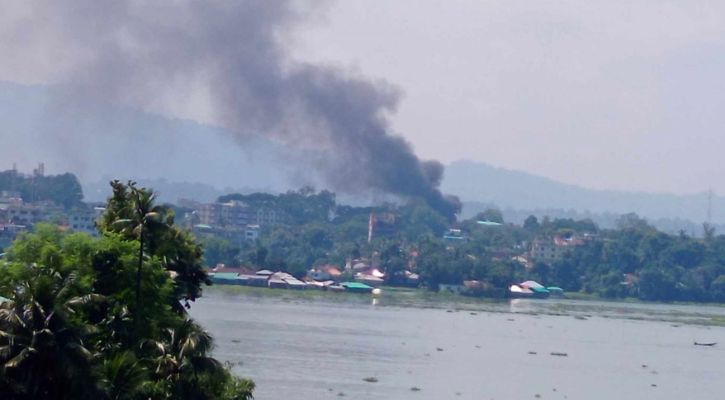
[211,272,240,281]
[477,220,502,226]
[341,282,373,290]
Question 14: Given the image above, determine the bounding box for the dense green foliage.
[0,169,84,208]
[200,236,241,268]
[547,220,725,302]
[219,186,336,225]
[211,188,725,303]
[0,182,253,400]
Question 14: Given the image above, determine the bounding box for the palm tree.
[0,272,103,399]
[110,183,170,307]
[98,351,149,400]
[101,181,210,314]
[143,319,226,400]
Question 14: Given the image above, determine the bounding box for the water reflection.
[509,298,538,314]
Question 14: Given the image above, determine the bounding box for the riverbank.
[205,285,725,327]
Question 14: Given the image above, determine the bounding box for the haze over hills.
[85,159,724,235]
[444,160,723,233]
[3,80,722,233]
[0,81,296,196]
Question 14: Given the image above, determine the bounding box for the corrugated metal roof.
[212,272,239,280]
[520,280,545,289]
[342,282,373,290]
[477,220,502,226]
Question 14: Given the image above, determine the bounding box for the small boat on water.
[694,342,717,346]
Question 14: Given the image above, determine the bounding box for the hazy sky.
[2,1,725,195]
[292,1,725,194]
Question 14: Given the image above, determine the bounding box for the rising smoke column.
[0,0,460,219]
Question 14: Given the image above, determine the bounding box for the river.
[190,288,725,400]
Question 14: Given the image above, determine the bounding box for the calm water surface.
[191,290,725,400]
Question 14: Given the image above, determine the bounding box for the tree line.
[201,189,725,303]
[0,169,84,209]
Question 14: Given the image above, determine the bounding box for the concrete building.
[197,201,279,228]
[0,202,59,226]
[66,206,105,235]
[530,235,586,263]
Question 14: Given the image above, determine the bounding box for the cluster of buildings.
[180,199,282,244]
[208,250,423,294]
[209,265,379,294]
[0,190,104,248]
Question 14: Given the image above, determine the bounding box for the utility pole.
[707,188,713,225]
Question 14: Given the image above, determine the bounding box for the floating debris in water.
[641,364,647,368]
[436,347,444,352]
[410,387,421,392]
[475,345,481,348]
[231,339,241,343]
[651,384,657,387]
[363,377,378,383]
[550,352,568,357]
[528,351,537,355]
[574,315,588,320]
[534,394,541,398]
[470,312,478,315]
[507,318,515,321]
[337,391,345,396]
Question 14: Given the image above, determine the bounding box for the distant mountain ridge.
[442,160,720,228]
[3,81,721,230]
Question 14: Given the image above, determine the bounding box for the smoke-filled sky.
[292,1,725,195]
[0,0,460,217]
[1,1,725,197]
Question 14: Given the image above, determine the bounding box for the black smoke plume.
[1,0,460,219]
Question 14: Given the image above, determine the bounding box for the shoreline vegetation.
[205,285,725,328]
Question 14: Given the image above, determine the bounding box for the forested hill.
[443,160,717,224]
[0,169,84,208]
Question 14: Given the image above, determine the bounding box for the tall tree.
[100,181,209,311]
